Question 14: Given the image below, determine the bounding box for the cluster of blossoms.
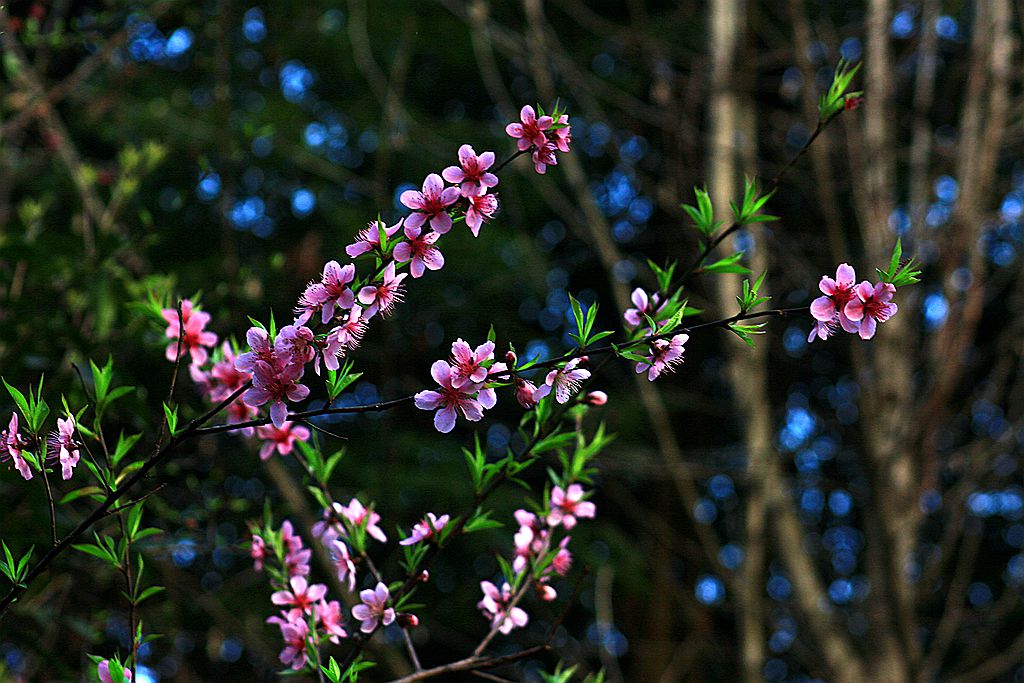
[808,263,899,342]
[157,104,574,453]
[414,340,601,433]
[505,104,572,174]
[479,484,595,634]
[623,287,690,381]
[253,520,348,669]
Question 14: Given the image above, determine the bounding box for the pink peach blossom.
[401,173,460,234]
[442,144,499,197]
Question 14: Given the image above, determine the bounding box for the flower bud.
[577,355,589,366]
[515,378,539,409]
[505,350,518,365]
[844,94,863,111]
[418,570,430,583]
[536,583,558,601]
[397,612,420,628]
[585,391,608,406]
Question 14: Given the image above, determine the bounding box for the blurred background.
[0,0,1022,681]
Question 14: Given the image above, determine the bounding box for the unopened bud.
[505,350,518,364]
[585,391,608,406]
[577,355,589,366]
[397,612,420,628]
[536,583,558,601]
[843,94,863,111]
[418,570,430,583]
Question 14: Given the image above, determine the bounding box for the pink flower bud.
[418,570,430,583]
[397,612,420,628]
[585,391,608,406]
[537,583,557,601]
[577,356,589,366]
[505,350,517,364]
[515,378,539,409]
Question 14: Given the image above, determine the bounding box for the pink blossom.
[352,582,396,633]
[505,105,553,151]
[98,660,133,683]
[512,516,547,574]
[345,218,403,258]
[330,538,357,592]
[256,421,310,460]
[267,610,309,670]
[296,261,356,325]
[635,334,689,381]
[400,513,450,546]
[414,361,486,433]
[585,391,608,406]
[244,359,309,428]
[548,484,596,529]
[161,299,218,366]
[48,416,80,480]
[531,141,559,174]
[393,225,444,279]
[358,262,407,319]
[272,575,328,614]
[2,413,31,481]
[810,264,860,334]
[280,520,312,576]
[275,325,316,366]
[478,581,528,634]
[514,378,539,409]
[450,339,494,388]
[845,281,899,340]
[319,261,356,322]
[320,306,368,373]
[807,318,838,343]
[465,193,499,237]
[234,326,274,372]
[281,520,304,554]
[551,536,573,576]
[533,359,592,404]
[339,498,388,543]
[294,281,328,327]
[250,533,266,571]
[401,173,460,234]
[207,342,251,402]
[316,599,348,643]
[551,113,572,153]
[442,144,499,197]
[624,288,665,328]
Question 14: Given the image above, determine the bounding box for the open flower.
[414,361,486,433]
[352,582,396,633]
[478,581,528,634]
[845,281,898,340]
[624,288,665,328]
[548,484,596,529]
[244,359,309,428]
[272,575,328,614]
[533,359,591,404]
[314,260,356,324]
[442,144,498,197]
[393,225,444,279]
[358,262,407,319]
[401,173,460,234]
[505,105,553,151]
[339,498,388,543]
[450,339,494,388]
[810,263,860,334]
[635,334,688,381]
[267,611,309,670]
[49,416,80,480]
[400,513,450,546]
[466,193,498,237]
[316,599,348,643]
[162,299,218,365]
[256,421,310,460]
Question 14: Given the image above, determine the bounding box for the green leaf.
[2,380,30,423]
[819,58,862,121]
[702,252,751,274]
[136,585,165,604]
[162,402,179,436]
